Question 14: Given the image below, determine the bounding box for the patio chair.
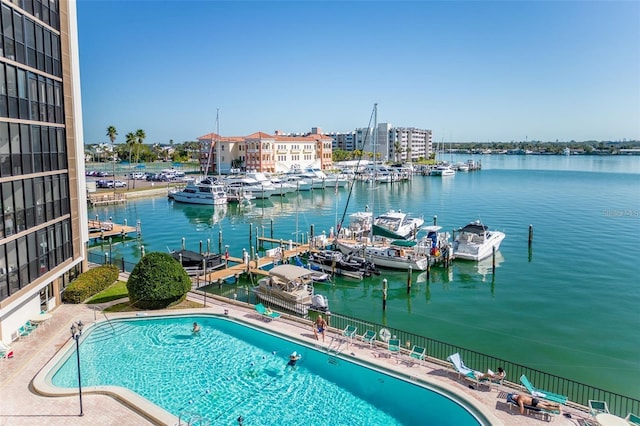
[387,338,400,362]
[506,393,559,422]
[625,413,640,425]
[519,374,568,404]
[254,303,281,321]
[361,330,376,348]
[0,341,14,359]
[447,352,483,387]
[17,325,32,340]
[342,325,357,347]
[588,400,609,416]
[407,345,426,366]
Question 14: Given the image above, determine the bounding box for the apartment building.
[198,128,333,174]
[0,0,87,343]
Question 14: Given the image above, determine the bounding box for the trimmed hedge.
[126,252,191,310]
[63,264,120,304]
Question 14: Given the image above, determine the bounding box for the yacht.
[223,176,276,199]
[373,210,424,240]
[253,265,330,315]
[430,164,456,176]
[452,220,506,261]
[246,172,295,196]
[170,178,227,205]
[282,175,312,191]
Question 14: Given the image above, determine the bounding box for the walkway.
[0,295,596,426]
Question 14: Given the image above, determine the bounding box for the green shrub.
[126,252,191,309]
[63,264,120,304]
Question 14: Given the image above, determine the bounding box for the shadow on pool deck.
[0,293,594,426]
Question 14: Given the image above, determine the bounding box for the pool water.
[51,315,483,425]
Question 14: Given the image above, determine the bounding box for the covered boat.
[170,249,225,276]
[253,265,329,316]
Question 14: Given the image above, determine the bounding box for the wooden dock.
[88,219,138,240]
[193,244,313,286]
[88,193,127,206]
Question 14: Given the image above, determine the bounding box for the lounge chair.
[447,352,483,387]
[407,345,426,366]
[625,413,640,425]
[361,330,376,348]
[519,374,568,404]
[254,303,281,321]
[588,400,609,416]
[506,393,559,422]
[342,325,357,346]
[0,341,14,359]
[387,338,400,362]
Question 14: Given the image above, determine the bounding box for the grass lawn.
[86,281,129,304]
[103,299,203,313]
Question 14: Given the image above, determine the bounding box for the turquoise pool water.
[51,315,483,425]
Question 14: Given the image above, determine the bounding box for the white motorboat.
[453,220,506,261]
[253,265,330,315]
[246,172,295,196]
[224,176,276,199]
[373,210,424,240]
[282,175,312,191]
[431,164,456,176]
[335,238,431,271]
[226,186,254,204]
[170,178,227,205]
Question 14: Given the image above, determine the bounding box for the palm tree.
[135,129,146,164]
[106,126,117,194]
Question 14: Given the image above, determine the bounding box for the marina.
[86,154,640,399]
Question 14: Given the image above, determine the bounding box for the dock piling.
[407,266,412,294]
[382,278,388,311]
[528,224,533,246]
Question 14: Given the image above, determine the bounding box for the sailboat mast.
[216,109,221,179]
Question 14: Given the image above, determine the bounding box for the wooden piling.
[528,224,533,246]
[249,223,252,249]
[492,246,496,274]
[407,266,412,294]
[382,278,388,311]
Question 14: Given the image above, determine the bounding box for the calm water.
[89,155,640,398]
[51,316,482,425]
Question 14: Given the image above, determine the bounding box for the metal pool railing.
[326,311,640,418]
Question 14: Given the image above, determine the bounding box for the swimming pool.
[45,314,487,425]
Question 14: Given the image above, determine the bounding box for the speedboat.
[224,176,276,199]
[170,178,227,205]
[169,249,225,276]
[253,265,330,316]
[452,220,506,261]
[307,250,379,280]
[373,210,424,240]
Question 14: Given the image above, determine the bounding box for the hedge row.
[62,264,120,304]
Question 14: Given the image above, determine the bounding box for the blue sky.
[77,0,640,144]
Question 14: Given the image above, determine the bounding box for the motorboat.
[282,175,312,191]
[373,210,424,240]
[307,250,379,280]
[430,164,456,176]
[452,220,506,261]
[253,265,330,316]
[223,176,276,199]
[170,178,227,205]
[246,172,295,196]
[226,186,254,204]
[169,249,225,276]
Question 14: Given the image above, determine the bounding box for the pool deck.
[0,294,597,426]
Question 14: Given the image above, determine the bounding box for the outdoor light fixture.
[70,320,84,416]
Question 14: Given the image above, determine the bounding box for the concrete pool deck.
[1,295,596,426]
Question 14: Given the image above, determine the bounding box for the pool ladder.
[326,337,345,364]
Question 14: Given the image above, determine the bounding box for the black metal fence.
[88,253,639,417]
[326,311,639,417]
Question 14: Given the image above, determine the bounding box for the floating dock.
[88,219,138,240]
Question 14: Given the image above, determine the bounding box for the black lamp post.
[70,321,84,416]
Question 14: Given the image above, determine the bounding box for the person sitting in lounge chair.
[511,393,561,414]
[476,367,505,381]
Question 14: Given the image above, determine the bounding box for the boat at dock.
[169,249,225,276]
[452,220,506,261]
[307,250,379,280]
[252,265,330,316]
[373,210,424,240]
[169,178,227,205]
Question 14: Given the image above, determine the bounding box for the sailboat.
[170,110,228,205]
[334,104,440,271]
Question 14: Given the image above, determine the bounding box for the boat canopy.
[460,222,488,234]
[390,240,417,247]
[269,265,314,281]
[372,224,406,240]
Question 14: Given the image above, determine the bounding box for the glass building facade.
[0,0,86,342]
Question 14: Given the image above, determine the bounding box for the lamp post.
[70,321,84,416]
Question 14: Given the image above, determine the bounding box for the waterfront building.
[197,128,333,174]
[388,127,433,162]
[0,1,87,343]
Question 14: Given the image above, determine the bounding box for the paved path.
[0,295,595,426]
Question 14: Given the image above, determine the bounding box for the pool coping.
[32,308,503,426]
